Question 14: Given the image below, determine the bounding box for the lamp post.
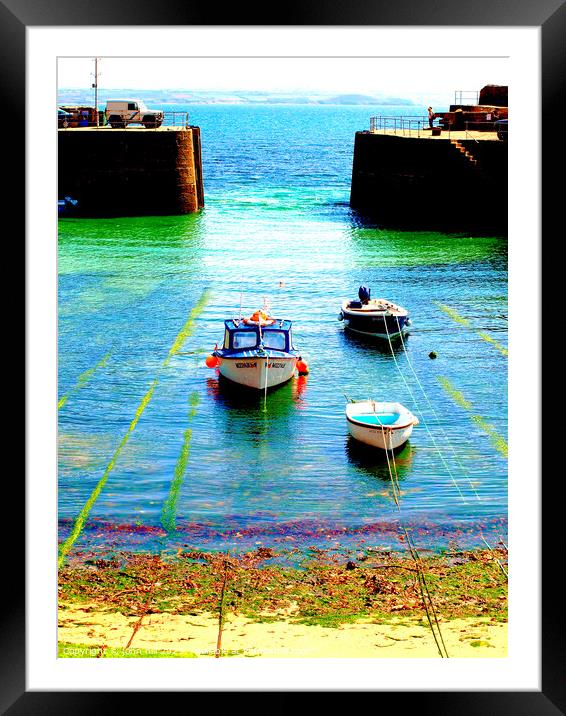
[92,57,100,127]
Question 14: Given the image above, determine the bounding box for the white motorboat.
[339,286,409,339]
[206,307,305,390]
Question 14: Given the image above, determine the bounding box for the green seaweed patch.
[293,613,368,628]
[59,549,508,625]
[244,614,283,624]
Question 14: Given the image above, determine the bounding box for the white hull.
[346,400,418,450]
[347,420,414,450]
[340,298,409,340]
[218,355,297,390]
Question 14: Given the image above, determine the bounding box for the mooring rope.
[388,317,507,577]
[377,421,449,658]
[263,350,269,407]
[387,429,403,498]
[389,437,450,659]
[480,533,508,578]
[382,320,467,502]
[394,316,481,501]
[216,552,231,658]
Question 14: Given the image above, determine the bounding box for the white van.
[105,100,164,129]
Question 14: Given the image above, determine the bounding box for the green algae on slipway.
[434,302,508,357]
[57,292,210,568]
[438,376,508,458]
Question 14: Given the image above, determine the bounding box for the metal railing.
[161,111,191,128]
[462,119,502,140]
[58,110,190,130]
[454,90,479,105]
[369,115,429,137]
[369,115,503,142]
[449,120,504,142]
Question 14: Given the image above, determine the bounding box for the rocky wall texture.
[349,132,507,234]
[58,127,204,217]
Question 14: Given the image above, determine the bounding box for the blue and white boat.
[346,400,419,450]
[211,308,301,390]
[339,286,409,339]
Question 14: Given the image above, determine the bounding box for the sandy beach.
[59,603,506,658]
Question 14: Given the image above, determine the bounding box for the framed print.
[12,0,561,709]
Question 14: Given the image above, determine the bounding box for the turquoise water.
[353,414,401,426]
[58,104,507,558]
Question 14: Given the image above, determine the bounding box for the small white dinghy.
[346,400,419,450]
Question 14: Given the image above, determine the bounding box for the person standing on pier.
[428,106,435,129]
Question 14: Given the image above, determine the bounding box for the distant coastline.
[57,88,418,107]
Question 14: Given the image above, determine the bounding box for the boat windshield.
[262,331,287,351]
[232,331,258,350]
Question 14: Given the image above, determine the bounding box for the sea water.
[58,103,508,557]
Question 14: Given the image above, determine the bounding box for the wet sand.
[59,603,506,658]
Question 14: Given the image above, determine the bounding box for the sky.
[57,56,509,105]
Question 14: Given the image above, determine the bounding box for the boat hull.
[218,355,297,390]
[346,417,414,450]
[342,312,408,339]
[345,400,418,450]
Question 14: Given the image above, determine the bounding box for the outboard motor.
[358,285,371,304]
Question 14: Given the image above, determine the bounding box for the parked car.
[58,105,99,128]
[104,99,164,129]
[58,108,72,128]
[495,119,508,141]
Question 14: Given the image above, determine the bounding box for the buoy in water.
[205,354,220,368]
[296,358,309,375]
[428,351,437,359]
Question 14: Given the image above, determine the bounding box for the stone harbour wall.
[58,127,204,217]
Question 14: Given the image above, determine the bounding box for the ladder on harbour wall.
[448,140,492,186]
[450,140,479,167]
[349,131,506,232]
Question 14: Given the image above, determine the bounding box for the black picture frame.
[13,0,559,710]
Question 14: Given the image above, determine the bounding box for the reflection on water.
[206,375,300,447]
[209,373,300,406]
[346,225,508,268]
[345,434,414,484]
[340,327,407,356]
